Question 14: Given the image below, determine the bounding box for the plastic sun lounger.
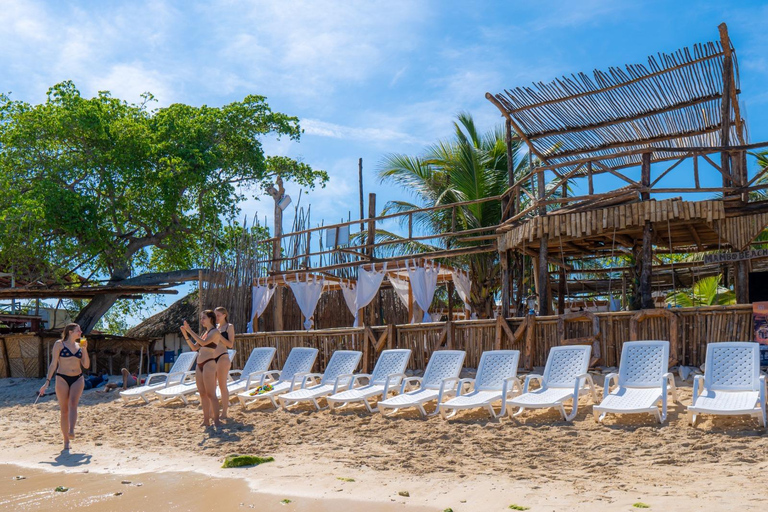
[119,351,198,404]
[688,342,767,427]
[278,350,363,411]
[153,349,236,406]
[155,350,236,405]
[437,350,521,419]
[326,349,412,413]
[237,347,319,410]
[216,347,276,400]
[505,345,598,421]
[593,340,678,423]
[378,350,466,418]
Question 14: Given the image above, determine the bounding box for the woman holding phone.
[39,323,90,450]
[181,310,224,428]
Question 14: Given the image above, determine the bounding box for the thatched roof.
[125,293,199,338]
[487,24,745,172]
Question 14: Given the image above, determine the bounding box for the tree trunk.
[74,269,205,333]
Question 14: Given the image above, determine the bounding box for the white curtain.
[452,270,472,312]
[287,275,326,330]
[246,280,276,333]
[406,260,440,323]
[340,265,387,327]
[388,274,412,321]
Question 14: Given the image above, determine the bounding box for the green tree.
[377,112,529,317]
[0,81,327,331]
[665,275,735,307]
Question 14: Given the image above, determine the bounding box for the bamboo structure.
[232,304,752,373]
[487,23,768,311]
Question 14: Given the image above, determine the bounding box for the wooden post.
[359,158,365,235]
[447,281,454,323]
[198,269,204,315]
[536,167,549,316]
[735,260,750,304]
[719,23,733,187]
[269,177,285,331]
[587,161,594,195]
[639,152,654,309]
[367,193,377,326]
[514,252,524,316]
[501,252,510,318]
[557,267,566,314]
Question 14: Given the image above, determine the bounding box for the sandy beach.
[1,374,767,511]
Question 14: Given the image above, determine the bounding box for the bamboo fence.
[233,305,754,373]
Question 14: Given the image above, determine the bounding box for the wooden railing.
[234,304,754,372]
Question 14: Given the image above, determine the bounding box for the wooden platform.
[497,198,768,256]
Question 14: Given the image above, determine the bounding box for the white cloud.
[302,119,422,145]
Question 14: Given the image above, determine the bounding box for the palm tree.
[377,112,531,317]
[665,275,735,307]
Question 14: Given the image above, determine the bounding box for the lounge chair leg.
[488,405,498,419]
[269,396,278,409]
[689,412,697,427]
[511,407,526,418]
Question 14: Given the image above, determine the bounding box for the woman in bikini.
[39,323,90,450]
[181,310,225,428]
[213,307,235,420]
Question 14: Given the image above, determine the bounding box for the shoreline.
[2,377,768,511]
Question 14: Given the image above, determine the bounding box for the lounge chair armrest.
[573,373,597,402]
[164,371,188,387]
[499,376,523,416]
[383,373,407,397]
[399,376,422,394]
[349,373,371,388]
[760,375,767,408]
[663,372,678,402]
[245,370,275,390]
[437,377,461,403]
[145,372,169,386]
[603,372,619,397]
[523,374,543,393]
[332,373,358,393]
[290,372,314,390]
[692,375,705,403]
[457,378,475,396]
[298,372,323,389]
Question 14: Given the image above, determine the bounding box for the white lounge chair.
[216,347,276,400]
[505,345,598,421]
[154,349,237,406]
[237,347,319,410]
[119,351,198,404]
[593,340,678,423]
[378,350,466,418]
[437,350,521,419]
[688,342,767,427]
[326,349,412,413]
[155,350,236,405]
[278,350,363,411]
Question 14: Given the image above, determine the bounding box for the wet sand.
[0,464,437,512]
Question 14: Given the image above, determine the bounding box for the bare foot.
[68,431,75,439]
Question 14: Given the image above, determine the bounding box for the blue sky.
[2,0,767,325]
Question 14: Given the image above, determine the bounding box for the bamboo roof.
[487,24,745,171]
[125,293,199,339]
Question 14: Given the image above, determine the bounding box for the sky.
[1,0,767,325]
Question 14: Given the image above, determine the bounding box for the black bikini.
[213,329,231,363]
[196,329,219,370]
[56,343,84,388]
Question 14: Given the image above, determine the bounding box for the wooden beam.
[549,125,722,161]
